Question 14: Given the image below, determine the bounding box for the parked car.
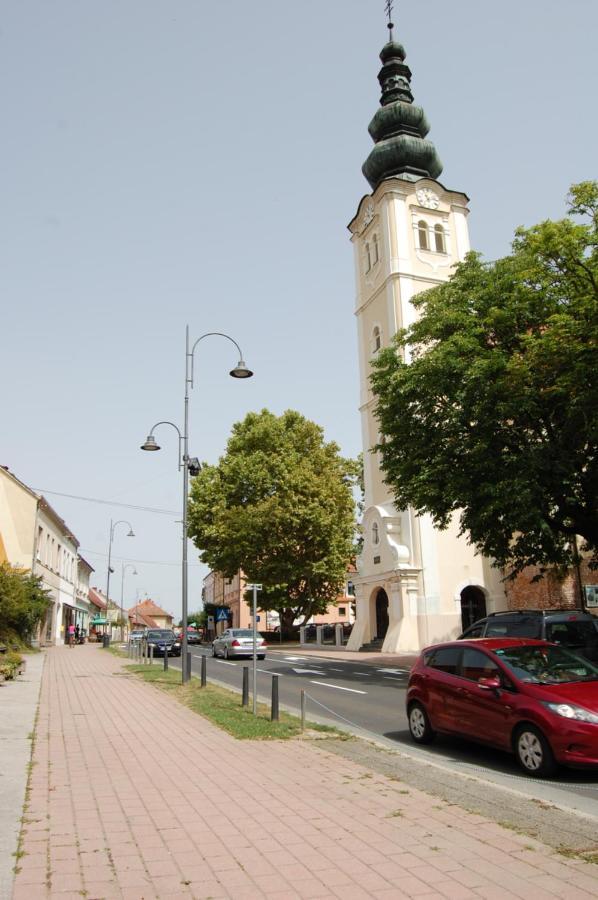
[459,610,598,662]
[186,630,202,645]
[145,629,181,657]
[407,638,598,777]
[212,629,267,660]
[130,630,145,642]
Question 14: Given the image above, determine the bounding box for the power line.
[32,488,178,516]
[80,548,205,568]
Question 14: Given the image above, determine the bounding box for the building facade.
[347,30,507,654]
[0,465,88,645]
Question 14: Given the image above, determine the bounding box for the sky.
[2,0,597,619]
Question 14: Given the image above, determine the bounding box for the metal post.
[201,655,207,687]
[271,675,279,721]
[252,584,258,715]
[301,689,306,732]
[106,519,113,642]
[181,325,190,683]
[186,650,192,681]
[149,645,154,665]
[163,650,168,671]
[242,667,249,706]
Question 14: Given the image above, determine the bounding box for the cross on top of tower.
[385,0,395,39]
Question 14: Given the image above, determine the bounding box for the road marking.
[257,668,274,674]
[377,667,410,675]
[383,676,405,681]
[284,656,312,661]
[310,681,367,694]
[355,671,371,675]
[329,668,343,672]
[292,668,326,675]
[215,659,236,666]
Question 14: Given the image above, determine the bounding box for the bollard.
[242,667,249,707]
[149,645,154,665]
[186,651,192,681]
[301,689,306,732]
[201,655,207,688]
[271,674,279,721]
[163,650,169,672]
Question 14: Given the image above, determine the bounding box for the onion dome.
[362,39,443,190]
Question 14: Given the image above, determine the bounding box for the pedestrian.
[75,624,80,644]
[68,622,76,648]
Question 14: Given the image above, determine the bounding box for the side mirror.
[478,676,501,691]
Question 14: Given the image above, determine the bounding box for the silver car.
[212,628,267,660]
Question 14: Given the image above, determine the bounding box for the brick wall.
[506,558,598,611]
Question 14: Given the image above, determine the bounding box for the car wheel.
[514,724,557,777]
[224,647,229,659]
[408,702,435,744]
[211,645,217,657]
[258,655,265,660]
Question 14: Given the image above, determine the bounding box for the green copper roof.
[362,39,443,190]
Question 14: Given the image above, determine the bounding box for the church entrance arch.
[460,586,487,631]
[375,589,389,640]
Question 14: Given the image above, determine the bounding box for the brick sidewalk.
[13,645,598,900]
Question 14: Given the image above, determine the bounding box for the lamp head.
[230,360,253,379]
[140,434,160,451]
[188,457,201,477]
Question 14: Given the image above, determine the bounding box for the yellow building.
[0,465,88,645]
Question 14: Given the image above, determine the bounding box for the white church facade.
[347,28,507,654]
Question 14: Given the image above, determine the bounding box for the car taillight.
[231,640,240,647]
[260,641,267,647]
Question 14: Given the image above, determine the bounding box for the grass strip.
[123,661,340,741]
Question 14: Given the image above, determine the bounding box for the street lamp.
[106,520,135,641]
[120,564,138,641]
[140,326,253,683]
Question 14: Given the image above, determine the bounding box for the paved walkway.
[12,645,598,900]
[0,651,45,900]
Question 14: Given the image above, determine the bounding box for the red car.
[406,638,598,777]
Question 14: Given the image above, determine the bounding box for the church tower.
[347,15,506,653]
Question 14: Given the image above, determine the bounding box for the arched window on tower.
[372,233,380,264]
[372,522,380,546]
[365,242,372,272]
[434,223,446,253]
[372,325,382,354]
[417,220,429,251]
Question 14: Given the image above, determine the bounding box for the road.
[168,645,598,818]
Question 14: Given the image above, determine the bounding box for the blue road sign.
[215,607,229,622]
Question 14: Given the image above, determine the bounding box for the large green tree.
[372,182,598,578]
[187,409,357,631]
[0,563,50,642]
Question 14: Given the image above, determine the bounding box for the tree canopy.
[372,182,598,578]
[187,409,357,629]
[0,562,50,642]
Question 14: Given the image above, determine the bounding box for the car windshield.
[494,645,598,684]
[231,630,255,638]
[147,630,175,640]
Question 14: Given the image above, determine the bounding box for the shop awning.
[90,616,108,625]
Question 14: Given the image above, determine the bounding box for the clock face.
[416,188,439,210]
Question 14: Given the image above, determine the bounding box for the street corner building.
[347,29,507,654]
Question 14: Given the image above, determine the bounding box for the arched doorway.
[375,589,389,640]
[460,586,487,631]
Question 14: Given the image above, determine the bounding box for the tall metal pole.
[105,520,113,637]
[181,325,190,682]
[252,583,257,714]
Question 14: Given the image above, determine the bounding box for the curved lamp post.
[120,563,138,640]
[106,520,135,638]
[140,326,253,682]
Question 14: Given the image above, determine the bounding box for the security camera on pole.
[246,583,262,715]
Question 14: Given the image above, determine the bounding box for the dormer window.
[434,224,446,253]
[417,220,429,251]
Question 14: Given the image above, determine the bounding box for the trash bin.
[102,634,111,648]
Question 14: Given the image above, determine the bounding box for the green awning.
[90,616,108,625]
